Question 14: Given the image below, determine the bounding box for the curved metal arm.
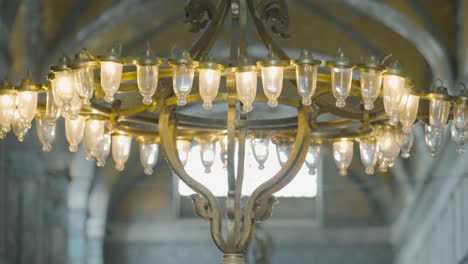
[237,106,310,251]
[159,108,226,251]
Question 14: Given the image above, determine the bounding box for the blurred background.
[0,0,467,264]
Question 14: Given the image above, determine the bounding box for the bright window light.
[178,140,318,197]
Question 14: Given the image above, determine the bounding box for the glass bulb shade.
[330,67,353,108]
[261,66,284,107]
[400,131,414,159]
[251,137,269,170]
[16,90,38,125]
[85,119,106,157]
[61,92,82,120]
[172,64,195,106]
[73,67,95,106]
[45,90,60,124]
[333,140,354,176]
[382,74,405,125]
[219,135,228,168]
[199,68,221,109]
[453,102,468,131]
[425,124,443,156]
[235,71,257,112]
[50,79,63,107]
[82,136,93,160]
[176,139,191,166]
[305,144,321,175]
[275,142,293,166]
[296,64,318,105]
[375,126,400,169]
[0,93,16,133]
[12,110,28,142]
[429,99,450,131]
[139,142,159,175]
[360,69,382,110]
[112,134,132,171]
[65,115,85,152]
[54,71,75,107]
[399,94,419,134]
[359,137,378,175]
[451,123,466,154]
[95,133,111,167]
[200,140,216,173]
[100,61,123,103]
[35,116,55,152]
[137,65,159,105]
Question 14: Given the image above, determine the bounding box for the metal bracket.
[185,0,216,33]
[255,0,290,39]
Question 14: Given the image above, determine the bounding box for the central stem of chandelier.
[1,0,468,263]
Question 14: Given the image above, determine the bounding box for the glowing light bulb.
[172,64,195,106]
[85,118,106,157]
[44,89,60,125]
[359,56,383,110]
[453,102,468,132]
[176,139,191,166]
[235,70,257,112]
[250,136,269,170]
[137,65,159,105]
[305,144,321,175]
[293,49,320,105]
[53,71,75,110]
[359,137,378,175]
[65,115,85,152]
[199,68,222,109]
[0,90,16,136]
[199,138,216,173]
[429,99,450,133]
[451,123,466,154]
[261,66,284,107]
[16,90,38,128]
[138,138,159,175]
[35,115,56,152]
[375,125,401,171]
[382,74,405,125]
[333,139,354,176]
[112,134,132,171]
[95,133,111,167]
[12,110,28,142]
[100,61,123,103]
[399,94,419,134]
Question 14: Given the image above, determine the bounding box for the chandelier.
[1,0,468,263]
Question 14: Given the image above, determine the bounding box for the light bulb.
[429,99,450,133]
[251,136,269,170]
[330,67,353,108]
[44,89,60,125]
[305,144,321,175]
[359,137,378,175]
[451,123,466,154]
[261,66,284,107]
[73,67,95,106]
[273,137,293,167]
[453,102,468,132]
[399,94,419,134]
[112,134,132,171]
[360,69,382,110]
[293,49,320,105]
[375,125,401,171]
[199,68,222,109]
[53,71,75,111]
[425,124,443,156]
[137,65,159,105]
[219,135,228,169]
[0,90,16,135]
[176,139,191,166]
[199,138,216,173]
[65,115,85,152]
[172,64,195,106]
[12,110,28,142]
[100,61,123,103]
[235,71,257,112]
[138,138,159,175]
[35,115,56,152]
[382,74,405,125]
[85,118,106,157]
[82,136,93,160]
[333,139,354,176]
[16,90,38,127]
[95,133,111,167]
[400,131,414,159]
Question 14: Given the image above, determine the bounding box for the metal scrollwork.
[185,0,216,33]
[255,0,290,38]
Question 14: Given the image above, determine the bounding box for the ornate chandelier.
[1,0,468,263]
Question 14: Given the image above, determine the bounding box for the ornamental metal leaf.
[256,0,290,39]
[184,0,216,33]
